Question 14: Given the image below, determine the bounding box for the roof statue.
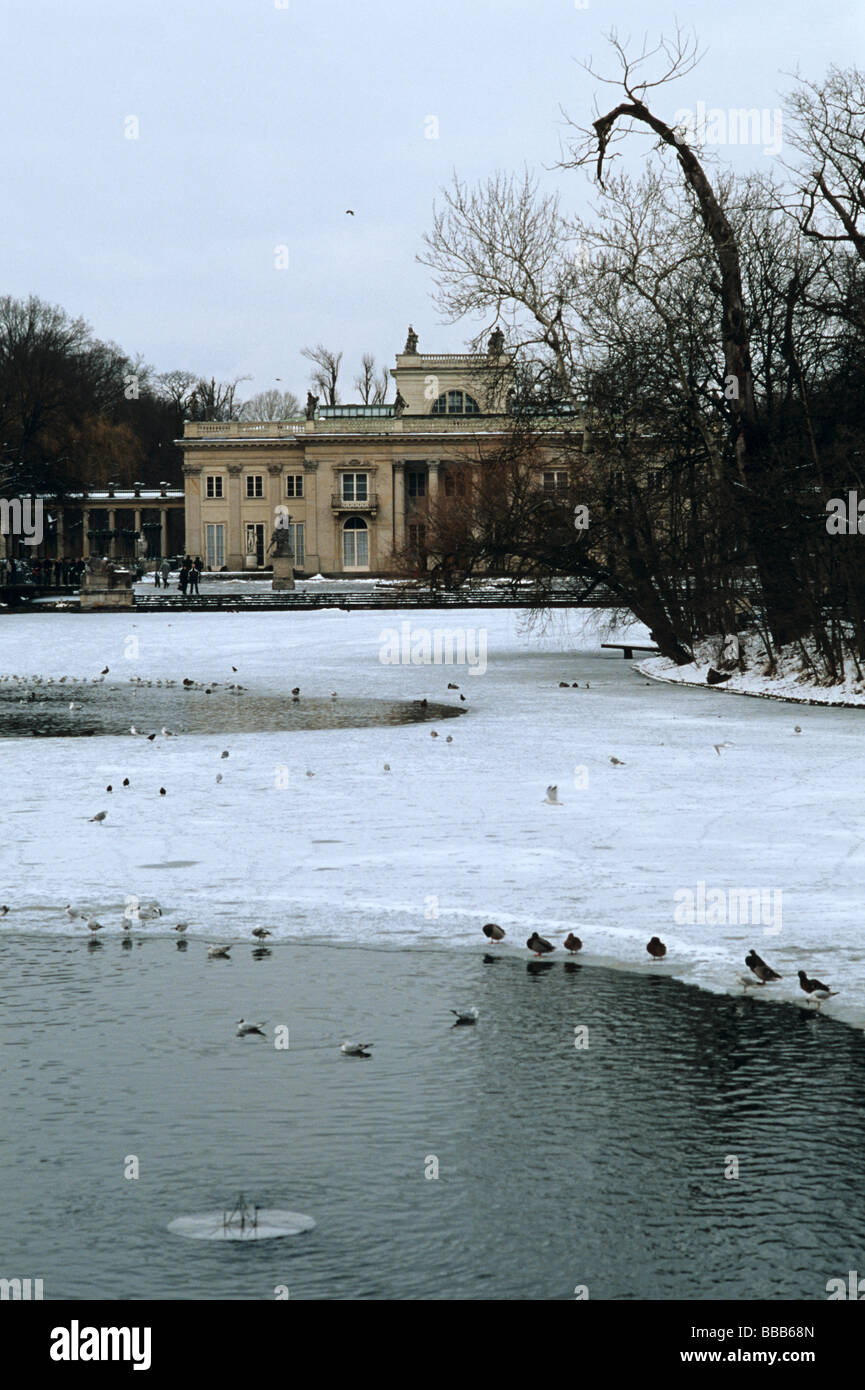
[404,326,418,354]
[488,327,505,356]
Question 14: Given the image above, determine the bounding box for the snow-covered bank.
[1,606,863,1029]
[640,632,865,707]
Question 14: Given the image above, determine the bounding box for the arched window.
[431,390,479,416]
[342,516,369,570]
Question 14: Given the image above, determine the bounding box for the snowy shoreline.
[637,657,865,708]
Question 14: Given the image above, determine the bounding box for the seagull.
[129,726,138,735]
[106,785,113,793]
[66,904,87,921]
[0,905,8,916]
[216,773,223,784]
[647,936,667,961]
[101,667,109,674]
[306,770,315,777]
[482,922,505,943]
[237,1019,266,1037]
[221,751,229,759]
[564,932,582,953]
[122,778,130,787]
[89,811,107,824]
[251,927,271,940]
[161,727,174,737]
[446,735,453,742]
[460,694,466,701]
[159,787,167,796]
[544,785,560,805]
[797,970,838,1007]
[794,726,802,734]
[340,1040,372,1056]
[713,742,733,755]
[447,682,459,690]
[430,730,438,738]
[173,922,189,933]
[86,918,104,934]
[745,949,781,983]
[207,944,231,959]
[345,209,355,215]
[610,756,625,766]
[383,763,390,772]
[147,733,156,741]
[291,687,300,696]
[451,1008,479,1025]
[527,932,555,957]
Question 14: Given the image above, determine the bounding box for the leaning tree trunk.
[591,99,810,648]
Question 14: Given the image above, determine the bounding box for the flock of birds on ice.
[0,665,839,1031]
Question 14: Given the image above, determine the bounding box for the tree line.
[0,298,388,495]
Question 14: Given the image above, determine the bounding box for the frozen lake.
[0,605,862,1027]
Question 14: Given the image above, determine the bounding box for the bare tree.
[239,387,301,421]
[185,376,249,422]
[353,353,389,404]
[785,66,865,261]
[301,344,342,405]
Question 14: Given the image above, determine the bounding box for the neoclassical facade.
[180,332,572,575]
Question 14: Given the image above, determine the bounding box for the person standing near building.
[160,556,171,588]
[188,558,200,596]
[179,558,190,597]
[153,560,161,588]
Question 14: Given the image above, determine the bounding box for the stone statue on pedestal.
[404,326,418,354]
[305,392,319,420]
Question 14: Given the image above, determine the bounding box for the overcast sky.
[2,0,861,400]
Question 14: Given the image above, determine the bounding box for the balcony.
[331,493,378,513]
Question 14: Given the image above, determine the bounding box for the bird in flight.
[345,209,355,215]
[237,1019,266,1037]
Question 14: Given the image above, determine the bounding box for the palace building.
[180,328,569,576]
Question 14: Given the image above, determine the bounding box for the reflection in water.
[0,683,463,738]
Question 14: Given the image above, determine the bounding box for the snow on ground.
[1,606,864,1028]
[641,631,865,707]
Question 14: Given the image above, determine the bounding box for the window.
[543,470,569,496]
[205,475,223,499]
[245,522,265,565]
[285,474,304,499]
[343,516,369,569]
[444,471,466,498]
[205,523,225,569]
[409,523,426,554]
[407,470,426,498]
[246,475,264,498]
[431,390,479,415]
[287,522,304,568]
[341,472,368,502]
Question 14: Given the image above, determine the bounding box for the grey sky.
[2,0,861,401]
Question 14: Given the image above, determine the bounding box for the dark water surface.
[1,937,864,1300]
[0,683,461,738]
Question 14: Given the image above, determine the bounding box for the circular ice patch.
[168,1209,315,1241]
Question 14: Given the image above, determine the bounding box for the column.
[392,460,406,556]
[268,463,283,536]
[302,460,320,573]
[182,464,201,560]
[108,508,117,558]
[226,464,243,569]
[82,508,91,559]
[55,508,64,561]
[427,460,440,503]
